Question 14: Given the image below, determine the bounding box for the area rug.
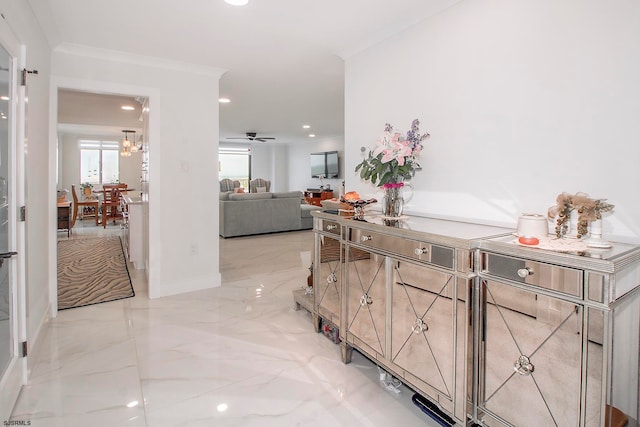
[57,236,134,310]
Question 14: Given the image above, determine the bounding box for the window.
[80,140,120,184]
[219,147,251,190]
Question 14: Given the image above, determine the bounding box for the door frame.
[0,17,27,421]
[48,77,159,316]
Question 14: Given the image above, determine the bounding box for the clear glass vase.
[382,184,404,218]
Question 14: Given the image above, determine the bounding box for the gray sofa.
[219,190,320,238]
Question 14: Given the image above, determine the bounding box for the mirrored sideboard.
[310,210,640,427]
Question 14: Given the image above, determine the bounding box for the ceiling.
[57,89,143,137]
[28,0,461,145]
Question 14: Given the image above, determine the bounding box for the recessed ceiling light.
[0,96,9,101]
[121,105,135,111]
[309,134,316,138]
[218,98,231,103]
[302,125,310,129]
[224,0,249,6]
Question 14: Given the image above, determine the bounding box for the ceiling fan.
[226,132,276,142]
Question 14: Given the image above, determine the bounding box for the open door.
[0,18,27,420]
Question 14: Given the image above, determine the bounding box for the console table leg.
[312,313,321,333]
[341,342,353,364]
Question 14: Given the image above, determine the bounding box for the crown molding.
[54,43,227,78]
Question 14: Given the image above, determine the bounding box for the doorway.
[49,80,154,315]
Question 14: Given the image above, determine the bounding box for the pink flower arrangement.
[355,119,429,187]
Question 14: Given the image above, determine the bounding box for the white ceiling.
[29,0,461,144]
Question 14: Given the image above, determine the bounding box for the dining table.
[92,188,137,194]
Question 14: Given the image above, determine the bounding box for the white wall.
[288,136,344,195]
[247,144,290,192]
[250,144,273,189]
[345,0,640,243]
[50,46,225,298]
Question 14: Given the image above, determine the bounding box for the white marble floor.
[9,223,440,426]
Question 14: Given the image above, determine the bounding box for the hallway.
[10,227,437,426]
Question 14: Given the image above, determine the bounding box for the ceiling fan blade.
[226,137,250,140]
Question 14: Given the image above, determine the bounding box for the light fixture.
[302,125,310,129]
[224,0,249,6]
[218,98,231,103]
[120,130,136,157]
[121,105,135,111]
[130,134,142,153]
[309,134,316,138]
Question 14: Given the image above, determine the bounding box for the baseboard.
[149,272,222,299]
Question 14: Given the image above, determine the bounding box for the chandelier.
[120,130,136,157]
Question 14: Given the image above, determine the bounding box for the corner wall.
[50,46,225,298]
[344,0,640,243]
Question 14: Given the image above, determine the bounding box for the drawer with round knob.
[480,252,583,298]
[347,227,454,270]
[316,218,341,235]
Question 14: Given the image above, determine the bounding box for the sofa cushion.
[219,191,233,201]
[228,192,273,201]
[273,191,303,199]
[300,204,321,218]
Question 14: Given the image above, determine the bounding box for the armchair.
[249,178,271,193]
[220,178,241,192]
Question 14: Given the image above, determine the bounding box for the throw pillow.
[235,187,245,193]
[256,186,267,193]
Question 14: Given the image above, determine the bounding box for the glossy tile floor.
[10,221,440,426]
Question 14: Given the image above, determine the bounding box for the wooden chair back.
[71,184,100,227]
[101,183,127,228]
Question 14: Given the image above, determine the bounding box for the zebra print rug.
[57,236,134,310]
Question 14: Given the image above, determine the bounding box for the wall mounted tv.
[311,151,339,179]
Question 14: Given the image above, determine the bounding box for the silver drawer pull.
[359,293,373,306]
[411,318,428,334]
[513,355,535,376]
[414,247,428,255]
[326,273,337,284]
[517,267,533,278]
[360,235,372,242]
[326,224,338,231]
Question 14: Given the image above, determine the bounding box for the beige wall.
[57,133,143,196]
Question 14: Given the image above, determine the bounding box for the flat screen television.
[311,151,339,179]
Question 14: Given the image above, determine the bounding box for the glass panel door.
[0,36,12,383]
[0,23,25,421]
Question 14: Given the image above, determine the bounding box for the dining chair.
[101,183,127,228]
[71,184,99,227]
